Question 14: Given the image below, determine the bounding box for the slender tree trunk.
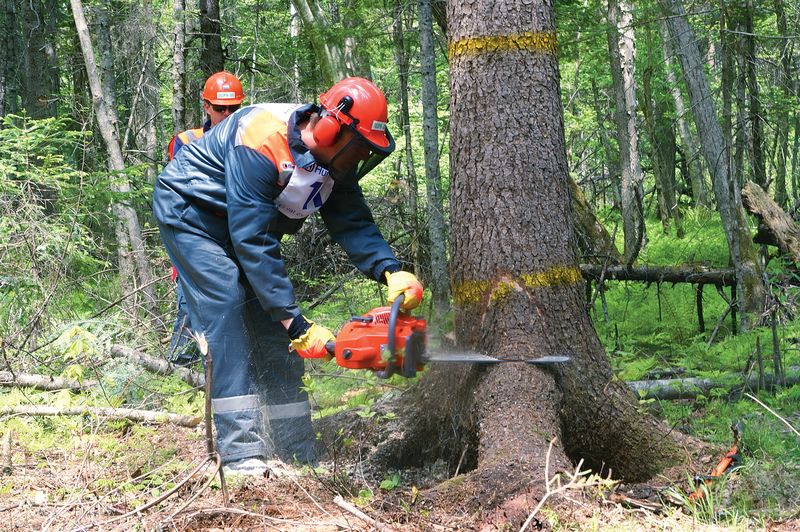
[773,0,792,208]
[419,0,450,324]
[1,0,20,116]
[289,3,301,101]
[20,0,59,118]
[290,0,349,85]
[606,0,645,264]
[590,79,621,209]
[392,0,419,272]
[660,20,707,208]
[199,0,224,76]
[659,0,765,326]
[70,0,155,317]
[171,0,187,134]
[743,0,766,189]
[94,4,118,133]
[642,27,683,237]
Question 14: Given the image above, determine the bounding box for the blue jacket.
[153,103,400,321]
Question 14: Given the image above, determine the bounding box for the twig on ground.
[745,392,800,437]
[0,371,96,392]
[0,405,201,428]
[197,333,227,505]
[519,438,608,532]
[333,494,392,531]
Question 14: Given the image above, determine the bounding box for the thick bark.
[419,0,450,323]
[199,0,224,76]
[70,0,155,317]
[171,0,187,134]
[659,0,765,326]
[347,0,681,522]
[19,0,59,118]
[659,20,707,208]
[742,181,800,261]
[607,0,645,264]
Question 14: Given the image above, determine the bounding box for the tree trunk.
[289,3,301,101]
[642,25,683,237]
[70,0,155,318]
[355,2,682,524]
[590,78,621,208]
[606,0,644,264]
[171,0,187,134]
[199,0,224,76]
[743,0,766,190]
[94,4,118,134]
[419,0,450,326]
[19,0,59,118]
[290,0,349,85]
[1,0,20,116]
[660,20,708,208]
[772,0,792,208]
[392,0,419,272]
[659,0,765,327]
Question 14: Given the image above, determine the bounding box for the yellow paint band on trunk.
[448,32,557,59]
[453,265,583,305]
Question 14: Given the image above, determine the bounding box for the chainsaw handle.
[375,294,405,379]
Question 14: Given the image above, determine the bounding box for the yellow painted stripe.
[449,32,557,59]
[453,265,582,306]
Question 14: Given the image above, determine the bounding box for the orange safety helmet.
[314,77,393,153]
[202,71,245,105]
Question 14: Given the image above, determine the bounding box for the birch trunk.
[607,0,644,264]
[659,0,765,326]
[660,20,708,208]
[290,0,348,85]
[419,0,450,324]
[70,0,155,317]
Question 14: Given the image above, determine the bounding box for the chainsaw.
[325,294,571,378]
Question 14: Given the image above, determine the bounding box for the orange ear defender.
[313,96,354,147]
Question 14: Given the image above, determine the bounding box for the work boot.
[222,457,268,477]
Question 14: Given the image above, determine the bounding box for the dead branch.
[333,494,392,531]
[580,264,737,287]
[0,405,201,427]
[742,180,800,261]
[0,371,96,392]
[628,366,800,400]
[108,344,204,388]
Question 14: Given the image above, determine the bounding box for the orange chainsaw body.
[332,306,427,372]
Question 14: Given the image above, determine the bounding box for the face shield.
[326,124,395,185]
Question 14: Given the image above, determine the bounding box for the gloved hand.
[385,270,424,311]
[287,315,335,359]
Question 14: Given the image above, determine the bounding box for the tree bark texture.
[772,0,792,208]
[1,0,20,116]
[19,0,59,118]
[743,1,766,190]
[368,0,682,521]
[419,0,450,324]
[199,0,224,76]
[659,19,708,208]
[659,0,765,326]
[171,0,187,134]
[70,0,155,317]
[607,0,645,264]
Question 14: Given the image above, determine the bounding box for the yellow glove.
[385,270,424,311]
[288,317,335,359]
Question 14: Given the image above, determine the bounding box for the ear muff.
[313,96,355,147]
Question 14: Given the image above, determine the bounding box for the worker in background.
[153,77,423,476]
[166,71,245,366]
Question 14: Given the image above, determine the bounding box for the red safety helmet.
[315,77,393,154]
[202,71,245,105]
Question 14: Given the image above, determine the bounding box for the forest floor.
[1,420,797,531]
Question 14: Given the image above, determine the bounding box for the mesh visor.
[355,126,395,180]
[328,126,395,183]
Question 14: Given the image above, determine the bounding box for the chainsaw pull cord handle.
[375,293,405,379]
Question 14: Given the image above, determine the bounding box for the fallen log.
[628,366,800,400]
[0,371,96,392]
[742,180,800,261]
[0,405,201,427]
[109,344,204,388]
[580,264,736,287]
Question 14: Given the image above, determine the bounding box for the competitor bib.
[274,161,333,219]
